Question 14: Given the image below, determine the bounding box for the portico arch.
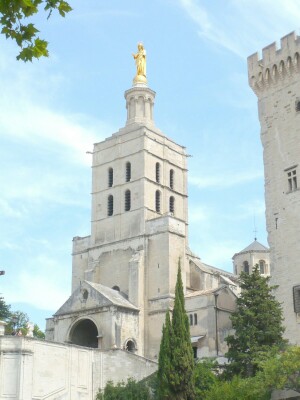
[69,318,99,348]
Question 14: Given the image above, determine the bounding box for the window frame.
[107,194,114,216]
[169,196,175,214]
[170,169,174,189]
[125,189,131,212]
[125,162,131,182]
[155,190,161,213]
[156,162,161,183]
[108,167,113,188]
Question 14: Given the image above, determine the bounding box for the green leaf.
[22,0,34,7]
[58,1,72,17]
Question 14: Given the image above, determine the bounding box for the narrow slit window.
[155,190,161,213]
[169,196,175,214]
[243,261,249,274]
[126,162,131,182]
[194,313,197,325]
[189,314,193,326]
[108,168,113,187]
[107,195,114,216]
[156,162,161,183]
[259,260,265,274]
[287,169,297,192]
[296,101,300,112]
[293,285,300,313]
[170,169,174,189]
[125,190,131,211]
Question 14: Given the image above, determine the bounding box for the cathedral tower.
[46,45,189,359]
[248,32,300,343]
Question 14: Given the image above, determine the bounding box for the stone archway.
[69,319,98,348]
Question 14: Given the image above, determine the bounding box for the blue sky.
[1,0,300,330]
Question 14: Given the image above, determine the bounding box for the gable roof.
[54,280,138,316]
[87,281,138,310]
[188,254,237,281]
[185,284,238,299]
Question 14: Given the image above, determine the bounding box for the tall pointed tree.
[157,310,173,399]
[225,265,286,378]
[157,260,195,400]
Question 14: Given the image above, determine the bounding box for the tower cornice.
[248,31,300,96]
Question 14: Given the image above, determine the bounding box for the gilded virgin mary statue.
[132,43,147,85]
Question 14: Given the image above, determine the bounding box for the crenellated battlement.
[248,31,300,95]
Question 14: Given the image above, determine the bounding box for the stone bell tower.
[63,44,189,359]
[248,32,300,343]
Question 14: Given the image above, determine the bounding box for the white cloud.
[0,46,113,167]
[189,170,263,189]
[179,0,300,58]
[0,47,110,214]
[0,199,26,218]
[189,205,211,222]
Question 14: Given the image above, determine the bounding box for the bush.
[96,378,151,400]
[204,375,270,400]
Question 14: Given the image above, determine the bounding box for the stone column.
[124,86,156,126]
[0,320,6,335]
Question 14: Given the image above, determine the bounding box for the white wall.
[0,336,157,400]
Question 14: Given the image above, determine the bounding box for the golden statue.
[132,43,147,85]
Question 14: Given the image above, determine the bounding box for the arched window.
[169,196,175,214]
[170,169,174,189]
[108,168,113,187]
[112,285,120,292]
[107,195,113,216]
[125,339,136,353]
[155,190,161,213]
[156,162,161,183]
[125,162,131,182]
[125,190,131,211]
[243,261,249,274]
[259,260,265,274]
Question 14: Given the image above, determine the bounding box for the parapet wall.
[0,336,157,400]
[248,31,300,95]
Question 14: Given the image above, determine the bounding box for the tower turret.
[248,31,300,343]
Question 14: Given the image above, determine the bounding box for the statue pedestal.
[133,75,147,86]
[124,85,156,127]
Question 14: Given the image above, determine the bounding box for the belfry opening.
[70,319,98,348]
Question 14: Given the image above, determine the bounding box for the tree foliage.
[96,378,151,400]
[157,311,173,399]
[193,359,218,398]
[204,346,300,399]
[225,265,286,378]
[157,260,195,400]
[0,296,45,338]
[258,346,300,393]
[0,0,72,61]
[5,310,30,335]
[33,323,46,339]
[0,297,11,320]
[204,375,269,400]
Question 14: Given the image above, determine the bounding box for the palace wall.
[0,336,157,400]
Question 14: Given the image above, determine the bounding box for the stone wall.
[248,31,300,343]
[0,336,157,400]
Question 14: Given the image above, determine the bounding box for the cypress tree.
[170,261,195,400]
[157,260,195,400]
[157,311,173,399]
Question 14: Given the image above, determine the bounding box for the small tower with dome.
[232,239,270,276]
